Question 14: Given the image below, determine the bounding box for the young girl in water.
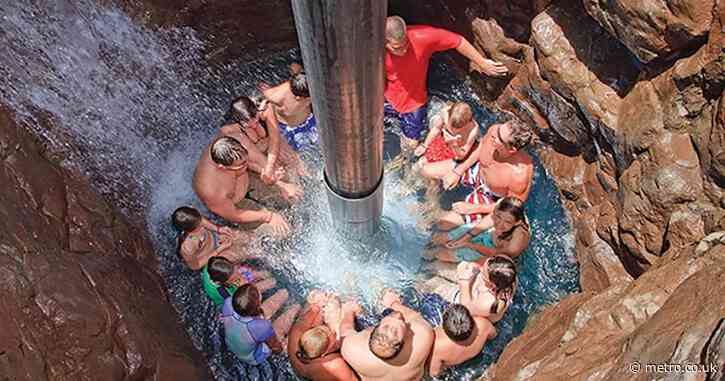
[426,197,530,263]
[172,206,257,270]
[220,284,300,364]
[202,256,277,307]
[448,256,517,323]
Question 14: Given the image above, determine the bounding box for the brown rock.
[109,0,297,65]
[484,239,725,381]
[0,105,207,380]
[583,0,715,63]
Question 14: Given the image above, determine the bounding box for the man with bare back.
[261,65,319,152]
[340,290,434,381]
[192,136,298,239]
[438,119,534,230]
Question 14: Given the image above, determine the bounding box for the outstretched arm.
[206,197,273,225]
[455,38,508,77]
[262,108,281,179]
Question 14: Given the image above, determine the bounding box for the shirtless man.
[427,304,496,378]
[192,136,295,238]
[438,119,534,230]
[384,16,507,149]
[288,290,359,381]
[262,66,318,152]
[341,290,434,381]
[220,96,307,184]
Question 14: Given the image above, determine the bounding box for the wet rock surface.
[0,106,208,380]
[404,0,725,379]
[108,0,297,65]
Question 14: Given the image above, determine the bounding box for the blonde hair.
[449,102,473,129]
[299,327,330,359]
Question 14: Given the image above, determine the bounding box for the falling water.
[0,1,579,380]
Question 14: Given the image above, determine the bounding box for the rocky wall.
[392,0,725,379]
[108,0,298,65]
[0,106,208,380]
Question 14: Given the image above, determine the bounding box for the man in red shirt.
[384,16,508,148]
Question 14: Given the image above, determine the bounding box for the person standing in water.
[261,64,319,152]
[384,16,508,150]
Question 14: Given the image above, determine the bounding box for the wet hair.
[449,102,473,129]
[368,321,404,360]
[487,256,517,293]
[232,284,263,317]
[290,71,310,98]
[507,119,533,150]
[299,327,330,360]
[442,304,474,342]
[385,16,407,41]
[229,96,258,125]
[172,207,201,232]
[495,197,528,240]
[207,256,234,284]
[210,136,247,166]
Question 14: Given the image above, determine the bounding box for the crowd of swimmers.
[171,16,536,381]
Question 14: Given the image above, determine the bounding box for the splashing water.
[0,2,579,380]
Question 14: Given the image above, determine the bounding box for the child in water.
[426,197,530,263]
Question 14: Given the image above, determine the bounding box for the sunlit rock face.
[0,106,208,380]
[390,0,725,379]
[0,0,300,379]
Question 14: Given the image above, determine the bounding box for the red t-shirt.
[384,25,463,113]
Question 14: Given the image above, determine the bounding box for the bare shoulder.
[341,329,368,361]
[220,123,239,136]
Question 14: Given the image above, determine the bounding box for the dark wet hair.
[290,71,309,98]
[495,197,528,240]
[210,136,247,166]
[369,322,404,360]
[229,96,258,125]
[207,256,234,284]
[232,284,263,317]
[508,119,533,150]
[442,304,474,342]
[488,256,517,293]
[172,206,201,232]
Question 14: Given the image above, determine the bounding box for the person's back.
[342,322,432,380]
[220,292,275,365]
[428,305,496,377]
[268,81,312,127]
[288,299,358,381]
[341,291,434,381]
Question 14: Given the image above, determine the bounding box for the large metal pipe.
[291,0,386,237]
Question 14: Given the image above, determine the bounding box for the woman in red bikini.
[413,102,480,183]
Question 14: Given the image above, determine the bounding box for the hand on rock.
[473,59,508,77]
